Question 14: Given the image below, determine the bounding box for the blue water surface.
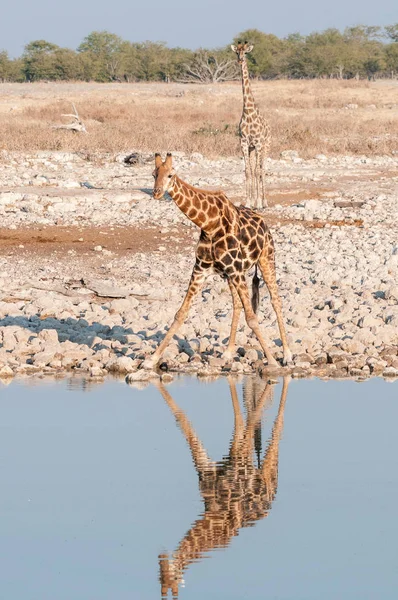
[0,375,397,600]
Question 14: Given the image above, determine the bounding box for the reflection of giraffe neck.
[241,58,256,112]
[167,175,232,233]
[158,377,289,598]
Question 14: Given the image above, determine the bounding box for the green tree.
[22,40,60,81]
[385,24,398,42]
[385,43,398,75]
[233,29,284,78]
[53,48,82,80]
[0,50,11,81]
[78,31,125,80]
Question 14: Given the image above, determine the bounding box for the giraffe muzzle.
[153,188,164,199]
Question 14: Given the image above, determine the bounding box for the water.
[0,375,397,599]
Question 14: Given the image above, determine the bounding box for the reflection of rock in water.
[157,376,289,599]
[66,377,103,393]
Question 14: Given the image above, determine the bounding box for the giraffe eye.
[168,174,173,178]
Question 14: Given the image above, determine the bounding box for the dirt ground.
[0,225,192,257]
[0,183,363,262]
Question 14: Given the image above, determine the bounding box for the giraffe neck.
[169,511,240,588]
[240,58,257,113]
[168,175,225,232]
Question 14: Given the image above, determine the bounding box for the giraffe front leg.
[258,148,268,209]
[223,279,242,361]
[241,140,252,207]
[142,264,208,369]
[229,275,278,367]
[258,255,292,366]
[249,146,256,205]
[254,150,262,209]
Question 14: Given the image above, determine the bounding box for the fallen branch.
[52,103,87,133]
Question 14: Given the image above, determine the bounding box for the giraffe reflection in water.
[157,376,290,598]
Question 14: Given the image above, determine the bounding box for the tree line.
[1,25,398,83]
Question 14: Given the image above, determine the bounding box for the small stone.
[90,366,105,378]
[0,365,14,378]
[160,372,174,383]
[383,367,398,378]
[126,370,159,383]
[109,356,137,373]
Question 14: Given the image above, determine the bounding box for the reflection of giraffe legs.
[244,377,272,467]
[229,275,278,367]
[156,381,214,474]
[228,378,245,456]
[261,376,290,501]
[258,255,292,366]
[224,280,242,360]
[143,264,209,369]
[156,375,290,599]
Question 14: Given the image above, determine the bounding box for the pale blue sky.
[2,0,397,57]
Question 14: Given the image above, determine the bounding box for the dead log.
[52,103,87,134]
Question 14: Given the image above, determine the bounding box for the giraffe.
[142,153,292,370]
[231,41,271,209]
[157,375,290,598]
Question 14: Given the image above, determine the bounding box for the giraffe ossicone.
[232,42,271,209]
[141,153,292,371]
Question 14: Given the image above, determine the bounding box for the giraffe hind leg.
[229,274,278,367]
[258,252,292,366]
[224,279,242,360]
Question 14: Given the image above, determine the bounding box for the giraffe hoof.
[266,356,279,368]
[223,349,234,361]
[282,350,293,367]
[141,356,158,370]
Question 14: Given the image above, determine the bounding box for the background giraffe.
[157,376,289,598]
[231,42,271,209]
[144,153,292,370]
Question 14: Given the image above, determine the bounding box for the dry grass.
[1,80,398,158]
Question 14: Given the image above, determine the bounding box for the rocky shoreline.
[0,150,397,384]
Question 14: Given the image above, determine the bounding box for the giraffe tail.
[251,264,260,314]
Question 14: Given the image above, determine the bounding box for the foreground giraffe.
[143,153,292,369]
[157,376,290,598]
[231,41,271,208]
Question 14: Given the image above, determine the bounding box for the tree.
[78,31,125,80]
[22,40,60,81]
[385,43,398,76]
[385,24,398,42]
[233,29,284,78]
[0,50,11,81]
[179,49,238,83]
[6,58,24,82]
[53,48,82,80]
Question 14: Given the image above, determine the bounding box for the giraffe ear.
[245,44,254,53]
[231,44,238,53]
[155,153,162,168]
[165,153,172,168]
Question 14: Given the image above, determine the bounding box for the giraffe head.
[230,41,254,64]
[153,153,176,200]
